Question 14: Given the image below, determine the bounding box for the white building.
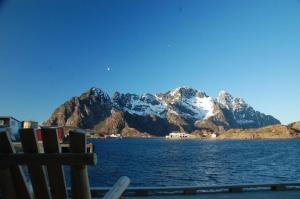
[166,132,191,139]
[22,120,38,129]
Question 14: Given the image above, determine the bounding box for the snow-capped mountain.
[112,92,166,117]
[43,87,280,136]
[217,90,279,128]
[113,87,220,121]
[158,87,218,120]
[217,90,249,110]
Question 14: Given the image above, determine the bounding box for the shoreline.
[87,136,300,140]
[85,123,300,140]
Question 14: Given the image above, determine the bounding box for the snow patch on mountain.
[160,87,217,120]
[114,93,166,117]
[90,87,111,101]
[174,95,215,119]
[217,90,248,110]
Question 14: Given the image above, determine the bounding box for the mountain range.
[43,87,280,137]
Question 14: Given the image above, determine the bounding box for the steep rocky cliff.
[43,88,112,129]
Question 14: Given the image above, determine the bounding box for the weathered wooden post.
[70,130,92,199]
[42,128,68,199]
[20,128,52,199]
[0,129,32,199]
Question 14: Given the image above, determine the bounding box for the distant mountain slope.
[217,91,280,128]
[43,87,280,136]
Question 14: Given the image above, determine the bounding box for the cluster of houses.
[165,132,192,139]
[0,116,95,153]
[1,116,218,141]
[0,116,124,141]
[0,116,65,141]
[0,116,36,140]
[165,131,217,139]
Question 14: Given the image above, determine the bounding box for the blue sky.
[0,0,299,124]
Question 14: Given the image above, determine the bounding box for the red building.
[36,127,65,142]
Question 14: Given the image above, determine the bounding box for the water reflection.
[77,138,300,187]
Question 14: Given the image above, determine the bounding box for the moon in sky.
[106,65,111,71]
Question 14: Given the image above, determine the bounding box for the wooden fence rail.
[0,128,105,199]
[85,182,300,197]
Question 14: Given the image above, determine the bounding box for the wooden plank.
[229,187,243,192]
[87,143,93,153]
[0,153,97,167]
[20,128,52,199]
[135,190,148,196]
[183,188,197,195]
[69,130,92,199]
[99,182,300,191]
[14,142,94,153]
[86,181,300,197]
[0,168,18,199]
[103,176,130,199]
[0,130,32,199]
[42,128,67,199]
[271,185,286,191]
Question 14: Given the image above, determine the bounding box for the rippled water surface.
[72,138,300,187]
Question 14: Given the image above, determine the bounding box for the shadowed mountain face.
[217,91,280,129]
[43,87,280,136]
[43,88,112,129]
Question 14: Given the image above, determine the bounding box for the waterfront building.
[166,132,191,139]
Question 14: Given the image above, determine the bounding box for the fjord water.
[85,138,300,187]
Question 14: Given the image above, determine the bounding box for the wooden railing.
[0,128,129,199]
[0,128,96,199]
[84,182,300,197]
[13,141,94,153]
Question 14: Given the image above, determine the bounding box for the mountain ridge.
[43,87,280,136]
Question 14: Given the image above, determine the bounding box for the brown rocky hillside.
[218,124,300,139]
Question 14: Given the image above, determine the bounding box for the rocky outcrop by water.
[217,124,300,139]
[288,121,300,132]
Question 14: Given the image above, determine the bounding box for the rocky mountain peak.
[112,91,121,100]
[140,93,161,105]
[169,87,199,99]
[158,86,208,104]
[156,87,217,122]
[218,90,232,98]
[216,90,279,128]
[217,90,248,110]
[112,92,166,118]
[85,87,110,101]
[43,87,112,129]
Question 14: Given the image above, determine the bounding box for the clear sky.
[0,0,299,124]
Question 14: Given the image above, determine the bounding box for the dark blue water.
[69,138,300,187]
